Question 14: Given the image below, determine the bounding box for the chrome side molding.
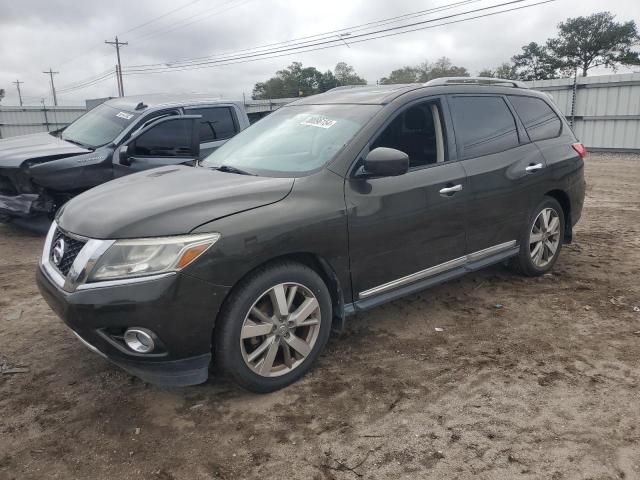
[359,240,517,299]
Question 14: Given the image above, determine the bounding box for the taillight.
[572,143,587,159]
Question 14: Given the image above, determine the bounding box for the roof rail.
[424,76,529,89]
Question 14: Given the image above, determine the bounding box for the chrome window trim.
[359,240,517,299]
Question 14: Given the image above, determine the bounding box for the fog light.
[124,328,155,353]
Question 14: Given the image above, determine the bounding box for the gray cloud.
[1,0,638,105]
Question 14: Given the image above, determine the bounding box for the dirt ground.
[1,152,639,480]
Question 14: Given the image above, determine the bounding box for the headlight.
[87,233,220,282]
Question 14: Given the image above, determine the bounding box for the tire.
[214,261,332,393]
[511,197,565,277]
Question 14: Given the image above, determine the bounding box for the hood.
[0,132,91,168]
[57,165,294,239]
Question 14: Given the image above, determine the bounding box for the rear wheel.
[511,197,565,276]
[214,262,332,392]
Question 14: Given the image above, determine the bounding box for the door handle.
[439,184,463,195]
[525,163,543,173]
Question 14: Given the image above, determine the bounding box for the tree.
[420,57,469,81]
[334,62,367,86]
[252,62,366,99]
[512,42,560,80]
[478,62,519,80]
[547,12,640,76]
[0,89,5,104]
[379,57,469,84]
[379,66,422,84]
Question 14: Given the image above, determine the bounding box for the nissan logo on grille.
[52,238,65,266]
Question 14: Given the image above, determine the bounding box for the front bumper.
[36,264,230,386]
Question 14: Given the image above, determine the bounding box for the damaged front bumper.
[0,192,40,217]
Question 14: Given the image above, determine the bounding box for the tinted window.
[188,107,238,143]
[449,96,519,158]
[131,118,193,157]
[509,95,562,141]
[372,102,442,168]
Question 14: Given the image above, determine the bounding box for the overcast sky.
[1,0,638,106]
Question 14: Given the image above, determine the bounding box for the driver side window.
[372,101,445,168]
[130,119,193,158]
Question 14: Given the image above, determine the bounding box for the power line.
[12,80,24,106]
[126,0,253,47]
[135,0,482,69]
[119,0,204,36]
[123,0,554,75]
[42,68,59,106]
[55,0,205,68]
[56,68,116,93]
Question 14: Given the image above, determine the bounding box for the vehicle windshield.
[61,103,140,149]
[201,104,380,176]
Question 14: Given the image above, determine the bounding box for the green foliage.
[379,57,469,84]
[478,63,519,80]
[421,57,469,81]
[334,62,367,86]
[252,62,367,99]
[512,42,561,80]
[547,11,640,76]
[378,66,422,84]
[0,89,5,103]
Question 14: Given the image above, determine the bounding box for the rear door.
[184,106,240,158]
[447,94,547,254]
[346,97,468,301]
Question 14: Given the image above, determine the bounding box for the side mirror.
[361,147,409,177]
[119,145,131,166]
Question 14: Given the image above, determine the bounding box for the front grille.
[50,228,86,276]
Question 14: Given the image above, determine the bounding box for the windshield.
[61,103,140,149]
[202,104,380,176]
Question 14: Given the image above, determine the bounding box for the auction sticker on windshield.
[300,115,337,129]
[116,112,134,120]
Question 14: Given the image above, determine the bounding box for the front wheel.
[214,262,332,392]
[511,197,565,276]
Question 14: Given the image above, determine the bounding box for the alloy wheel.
[529,207,561,268]
[240,283,321,377]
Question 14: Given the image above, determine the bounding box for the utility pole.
[105,36,128,97]
[114,65,122,97]
[12,80,24,106]
[43,68,59,106]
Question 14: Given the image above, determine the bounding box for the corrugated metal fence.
[2,75,639,151]
[0,106,86,138]
[0,99,296,139]
[525,73,640,152]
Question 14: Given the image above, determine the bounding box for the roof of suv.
[105,93,243,111]
[292,77,545,106]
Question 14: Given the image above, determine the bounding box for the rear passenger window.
[188,107,238,143]
[449,96,519,158]
[509,96,562,141]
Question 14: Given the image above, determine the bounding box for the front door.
[113,116,200,177]
[346,99,467,302]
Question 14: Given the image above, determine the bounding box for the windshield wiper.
[214,165,255,176]
[62,137,94,150]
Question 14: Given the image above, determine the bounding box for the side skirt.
[346,246,519,314]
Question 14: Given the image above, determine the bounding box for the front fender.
[28,149,114,191]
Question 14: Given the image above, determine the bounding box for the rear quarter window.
[509,95,562,142]
[448,96,519,159]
